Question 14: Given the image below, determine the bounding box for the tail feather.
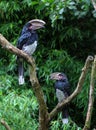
[62,118,68,124]
[62,107,69,124]
[18,58,25,85]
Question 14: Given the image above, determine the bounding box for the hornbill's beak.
[28,19,46,30]
[50,72,61,80]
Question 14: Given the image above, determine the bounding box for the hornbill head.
[50,72,67,81]
[26,19,45,30]
[22,19,46,34]
[28,19,45,30]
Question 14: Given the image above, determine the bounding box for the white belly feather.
[56,89,69,124]
[22,41,37,55]
[56,89,66,102]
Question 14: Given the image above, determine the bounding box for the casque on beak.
[28,19,46,30]
[50,72,61,80]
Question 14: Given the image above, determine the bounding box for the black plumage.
[17,22,38,52]
[17,19,45,85]
[50,72,70,124]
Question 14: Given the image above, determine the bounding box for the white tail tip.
[19,76,25,85]
[62,118,68,124]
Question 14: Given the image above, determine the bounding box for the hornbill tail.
[18,58,25,85]
[62,107,69,124]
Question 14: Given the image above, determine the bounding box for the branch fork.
[0,34,95,130]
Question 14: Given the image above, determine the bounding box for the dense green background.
[0,0,96,129]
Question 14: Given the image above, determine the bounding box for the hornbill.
[50,72,70,124]
[17,19,45,85]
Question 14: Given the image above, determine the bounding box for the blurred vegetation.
[0,0,96,129]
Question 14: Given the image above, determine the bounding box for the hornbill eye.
[17,19,45,85]
[58,73,64,77]
[58,73,66,80]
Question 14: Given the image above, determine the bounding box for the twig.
[1,119,11,130]
[83,56,96,130]
[49,56,93,121]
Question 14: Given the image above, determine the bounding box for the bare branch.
[49,56,93,121]
[0,33,95,130]
[0,34,48,130]
[29,66,49,130]
[1,119,11,130]
[91,0,96,10]
[83,56,96,130]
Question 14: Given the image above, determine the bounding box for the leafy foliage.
[0,89,38,130]
[0,0,96,129]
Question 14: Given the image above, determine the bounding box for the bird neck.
[56,79,65,82]
[31,30,36,33]
[55,80,64,91]
[21,27,36,35]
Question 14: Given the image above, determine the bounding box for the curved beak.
[50,72,61,80]
[28,19,46,30]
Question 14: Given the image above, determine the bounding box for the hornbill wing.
[62,80,70,96]
[50,72,70,124]
[55,80,70,96]
[17,32,31,85]
[61,80,70,124]
[17,32,31,49]
[55,81,70,124]
[17,19,45,85]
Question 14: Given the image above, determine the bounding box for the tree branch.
[49,56,93,121]
[1,119,11,130]
[0,33,95,130]
[0,34,34,66]
[0,34,48,130]
[91,0,96,10]
[29,66,49,130]
[83,56,96,130]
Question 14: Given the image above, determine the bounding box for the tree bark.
[0,34,94,129]
[29,66,49,130]
[91,0,96,10]
[1,119,11,130]
[0,34,49,130]
[49,56,93,121]
[83,56,96,130]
